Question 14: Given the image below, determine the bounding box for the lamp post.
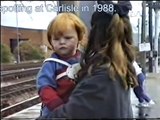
[147,1,160,72]
[15,1,20,63]
[154,8,159,73]
[140,1,147,73]
[137,18,140,45]
[153,1,160,73]
[148,1,153,72]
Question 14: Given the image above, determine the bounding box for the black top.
[46,68,133,119]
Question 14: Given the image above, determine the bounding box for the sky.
[1,1,57,30]
[1,1,160,33]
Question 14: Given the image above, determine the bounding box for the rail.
[1,96,41,118]
[1,79,36,93]
[1,85,36,99]
[1,61,43,71]
[1,67,40,81]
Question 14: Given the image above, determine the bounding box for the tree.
[1,44,15,63]
[14,41,45,61]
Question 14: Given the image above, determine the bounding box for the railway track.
[1,61,42,71]
[1,96,41,118]
[1,84,37,109]
[1,82,36,100]
[1,64,42,118]
[1,67,41,82]
[1,78,36,93]
[1,80,39,118]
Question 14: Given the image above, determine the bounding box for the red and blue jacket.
[36,50,81,117]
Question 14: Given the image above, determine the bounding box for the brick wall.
[1,26,48,47]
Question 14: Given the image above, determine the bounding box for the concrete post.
[154,9,159,73]
[148,1,153,72]
[140,1,147,73]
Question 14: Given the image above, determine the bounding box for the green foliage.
[1,44,15,63]
[14,41,45,61]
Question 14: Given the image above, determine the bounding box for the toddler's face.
[51,27,79,58]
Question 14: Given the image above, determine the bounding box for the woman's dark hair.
[77,1,138,89]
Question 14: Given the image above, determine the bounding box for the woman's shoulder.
[80,68,111,84]
[79,67,123,88]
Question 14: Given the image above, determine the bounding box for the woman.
[42,1,138,119]
[133,61,155,107]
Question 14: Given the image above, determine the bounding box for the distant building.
[1,25,52,57]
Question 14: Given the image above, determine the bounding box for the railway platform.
[2,73,160,120]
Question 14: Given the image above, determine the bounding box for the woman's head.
[47,12,87,57]
[78,1,138,89]
[88,1,133,52]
